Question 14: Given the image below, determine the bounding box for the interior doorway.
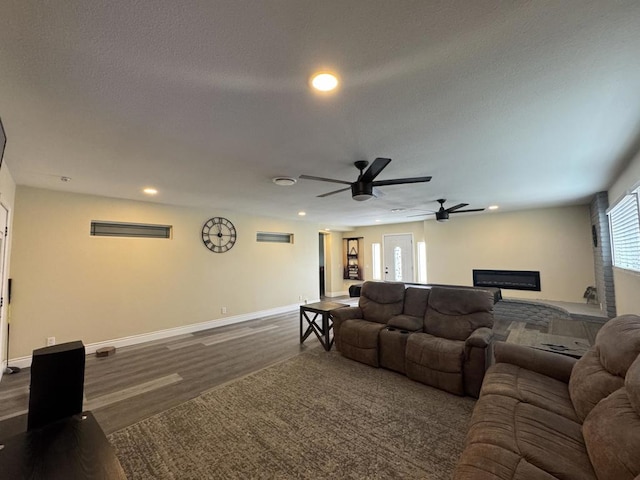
[383,233,414,283]
[0,204,9,373]
[318,233,326,298]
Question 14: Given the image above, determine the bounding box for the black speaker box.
[27,341,85,430]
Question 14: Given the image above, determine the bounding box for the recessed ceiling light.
[488,205,499,210]
[298,211,306,216]
[143,188,158,195]
[310,72,339,92]
[272,177,297,186]
[325,228,331,231]
[375,219,381,222]
[391,208,405,213]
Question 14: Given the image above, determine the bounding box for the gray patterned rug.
[108,349,475,479]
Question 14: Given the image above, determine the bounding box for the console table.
[0,411,126,479]
[300,301,348,351]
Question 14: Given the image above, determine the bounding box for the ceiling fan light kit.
[272,177,297,186]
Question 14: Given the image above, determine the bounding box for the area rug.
[108,349,476,479]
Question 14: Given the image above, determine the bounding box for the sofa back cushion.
[582,354,640,480]
[423,287,494,341]
[569,314,640,421]
[403,287,430,318]
[359,281,405,324]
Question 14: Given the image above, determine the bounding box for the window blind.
[608,190,640,272]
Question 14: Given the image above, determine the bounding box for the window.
[608,187,640,272]
[393,247,403,281]
[372,243,381,280]
[256,232,293,243]
[417,241,427,283]
[90,221,171,238]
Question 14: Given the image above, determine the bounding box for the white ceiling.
[1,1,639,229]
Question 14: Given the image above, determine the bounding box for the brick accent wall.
[590,192,616,318]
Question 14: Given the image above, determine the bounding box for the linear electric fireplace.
[473,269,541,291]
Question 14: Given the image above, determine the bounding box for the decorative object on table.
[201,217,237,253]
[299,157,431,201]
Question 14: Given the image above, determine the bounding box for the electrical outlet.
[221,307,227,314]
[298,295,303,301]
[46,336,56,346]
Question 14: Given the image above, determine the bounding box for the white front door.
[383,234,414,282]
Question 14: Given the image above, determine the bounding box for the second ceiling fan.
[411,199,485,222]
[299,157,432,201]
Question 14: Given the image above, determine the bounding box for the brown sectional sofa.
[332,281,495,397]
[453,313,640,480]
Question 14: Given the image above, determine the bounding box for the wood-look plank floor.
[0,309,320,438]
[0,298,604,440]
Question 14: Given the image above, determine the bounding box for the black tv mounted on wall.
[0,116,5,170]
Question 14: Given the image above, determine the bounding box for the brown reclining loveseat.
[332,281,494,397]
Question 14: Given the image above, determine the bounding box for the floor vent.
[90,221,172,239]
[256,232,293,244]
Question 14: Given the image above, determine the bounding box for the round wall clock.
[201,217,237,253]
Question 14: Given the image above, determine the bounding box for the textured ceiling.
[1,1,639,229]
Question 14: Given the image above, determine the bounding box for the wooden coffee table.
[300,301,348,351]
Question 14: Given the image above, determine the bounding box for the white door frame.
[0,203,9,377]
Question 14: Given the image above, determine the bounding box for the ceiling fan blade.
[360,157,391,183]
[372,176,432,187]
[449,208,485,214]
[317,186,352,198]
[446,203,469,213]
[299,174,352,186]
[407,212,436,217]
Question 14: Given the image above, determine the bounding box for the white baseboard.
[8,303,302,369]
[325,291,348,297]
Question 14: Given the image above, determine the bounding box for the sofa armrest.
[331,306,363,323]
[493,341,577,383]
[388,314,422,332]
[465,327,493,348]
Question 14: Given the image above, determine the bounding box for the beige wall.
[608,150,640,315]
[10,187,319,358]
[343,206,594,303]
[424,206,594,302]
[0,164,16,372]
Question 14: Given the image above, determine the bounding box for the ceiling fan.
[299,158,432,201]
[411,199,485,222]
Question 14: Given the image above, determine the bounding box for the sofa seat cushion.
[454,443,562,479]
[481,363,579,422]
[339,319,387,367]
[462,393,597,480]
[405,333,465,395]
